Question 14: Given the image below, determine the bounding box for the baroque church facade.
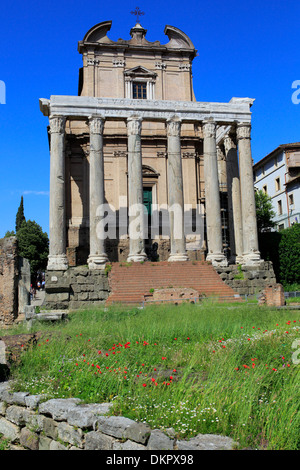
[40,20,262,271]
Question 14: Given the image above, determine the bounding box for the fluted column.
[203,119,227,266]
[47,115,68,271]
[127,115,147,262]
[166,116,188,261]
[236,122,261,265]
[224,133,243,264]
[87,116,108,269]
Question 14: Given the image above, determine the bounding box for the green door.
[143,187,152,215]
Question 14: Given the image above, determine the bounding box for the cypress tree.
[15,196,26,232]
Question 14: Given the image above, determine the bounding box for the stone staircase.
[106,261,242,305]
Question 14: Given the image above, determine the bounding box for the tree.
[4,230,15,238]
[255,189,276,232]
[15,196,26,232]
[17,220,49,275]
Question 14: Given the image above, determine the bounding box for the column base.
[88,254,108,270]
[127,253,147,263]
[241,251,263,267]
[47,255,69,271]
[168,253,189,262]
[235,255,244,265]
[206,253,228,267]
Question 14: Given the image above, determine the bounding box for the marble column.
[224,133,243,264]
[236,122,261,265]
[127,115,147,262]
[166,116,188,261]
[47,115,68,271]
[87,116,108,269]
[203,119,227,266]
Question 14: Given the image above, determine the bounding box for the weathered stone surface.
[5,405,25,425]
[95,415,151,444]
[57,421,83,448]
[113,439,147,450]
[25,394,42,409]
[0,401,7,415]
[39,434,52,450]
[0,237,19,325]
[38,398,81,420]
[85,431,115,450]
[66,402,112,428]
[0,417,20,442]
[2,391,29,406]
[23,408,45,432]
[20,427,39,450]
[147,429,174,450]
[176,433,236,450]
[49,440,68,450]
[41,416,58,439]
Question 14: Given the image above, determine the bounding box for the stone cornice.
[40,96,254,125]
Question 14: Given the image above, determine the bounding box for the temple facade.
[40,20,262,271]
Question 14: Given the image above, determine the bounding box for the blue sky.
[0,0,299,237]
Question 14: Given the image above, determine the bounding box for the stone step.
[106,261,241,305]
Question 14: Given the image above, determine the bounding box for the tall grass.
[3,302,300,450]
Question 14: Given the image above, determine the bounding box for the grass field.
[2,302,300,450]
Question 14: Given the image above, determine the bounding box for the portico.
[40,95,262,270]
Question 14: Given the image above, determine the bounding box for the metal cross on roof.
[131,6,145,24]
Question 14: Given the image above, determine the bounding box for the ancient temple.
[39,20,262,271]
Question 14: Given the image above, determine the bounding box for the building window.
[277,200,282,215]
[275,177,281,191]
[133,82,147,99]
[289,193,294,206]
[124,66,157,100]
[262,185,267,194]
[278,223,284,231]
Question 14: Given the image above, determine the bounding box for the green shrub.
[279,224,300,287]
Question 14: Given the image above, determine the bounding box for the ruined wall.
[0,237,19,325]
[0,381,236,451]
[215,261,277,296]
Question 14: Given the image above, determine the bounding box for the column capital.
[202,119,216,139]
[127,115,142,135]
[223,133,236,153]
[166,115,181,137]
[49,115,66,134]
[88,115,105,134]
[236,122,251,140]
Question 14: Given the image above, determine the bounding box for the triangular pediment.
[124,66,157,78]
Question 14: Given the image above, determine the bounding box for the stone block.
[176,433,236,450]
[95,416,151,444]
[49,440,68,450]
[57,421,83,448]
[66,402,112,429]
[41,416,58,439]
[113,439,147,450]
[0,417,20,442]
[5,405,25,426]
[85,431,115,450]
[147,429,174,450]
[25,395,42,410]
[39,434,52,450]
[0,401,7,415]
[38,398,81,421]
[19,427,39,450]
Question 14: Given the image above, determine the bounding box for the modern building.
[253,143,300,230]
[39,19,263,270]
